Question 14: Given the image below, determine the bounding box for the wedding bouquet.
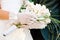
[18,0,51,29]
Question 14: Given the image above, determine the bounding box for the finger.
[29,18,38,23]
[26,13,37,19]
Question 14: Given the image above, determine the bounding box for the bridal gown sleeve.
[0,0,33,40]
[0,22,33,40]
[4,28,33,40]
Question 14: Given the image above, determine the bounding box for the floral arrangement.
[18,0,51,29]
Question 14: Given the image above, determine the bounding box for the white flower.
[44,18,51,24]
[35,4,41,11]
[41,5,46,10]
[38,5,50,16]
[28,21,47,29]
[45,9,51,16]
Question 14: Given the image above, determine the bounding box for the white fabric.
[1,0,22,13]
[0,20,33,40]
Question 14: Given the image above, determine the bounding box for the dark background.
[30,0,60,40]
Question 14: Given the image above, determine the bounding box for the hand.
[16,13,46,29]
[16,13,37,28]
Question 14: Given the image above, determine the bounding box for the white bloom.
[35,4,41,11]
[45,9,51,16]
[28,21,47,29]
[44,18,51,24]
[25,1,34,7]
[41,5,46,10]
[38,5,50,16]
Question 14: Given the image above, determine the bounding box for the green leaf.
[50,17,60,23]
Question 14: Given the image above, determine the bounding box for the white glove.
[16,13,46,29]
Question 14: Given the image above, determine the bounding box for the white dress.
[0,0,33,40]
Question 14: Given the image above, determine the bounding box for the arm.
[0,0,9,20]
[0,9,9,20]
[0,0,23,20]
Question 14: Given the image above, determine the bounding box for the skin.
[0,9,9,20]
[0,0,9,20]
[0,0,1,9]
